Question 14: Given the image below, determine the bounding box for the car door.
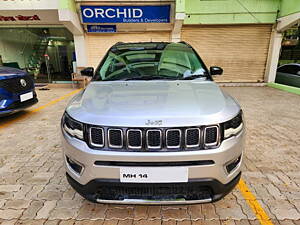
[276,65,300,88]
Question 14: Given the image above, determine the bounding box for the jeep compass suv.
[61,42,245,204]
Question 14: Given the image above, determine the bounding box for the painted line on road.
[0,88,82,130]
[238,179,274,225]
[267,82,300,95]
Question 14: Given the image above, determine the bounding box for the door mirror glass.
[81,67,94,77]
[210,66,223,75]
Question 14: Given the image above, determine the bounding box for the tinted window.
[95,43,208,81]
[277,65,300,75]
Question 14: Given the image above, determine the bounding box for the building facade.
[0,0,82,82]
[1,0,300,83]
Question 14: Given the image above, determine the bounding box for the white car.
[61,42,245,204]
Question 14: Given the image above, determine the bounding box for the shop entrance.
[0,27,75,83]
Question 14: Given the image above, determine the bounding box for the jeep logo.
[145,120,162,126]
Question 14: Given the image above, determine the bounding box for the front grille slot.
[95,182,212,201]
[94,160,215,167]
[0,76,34,93]
[127,129,142,149]
[166,129,181,148]
[90,127,104,147]
[108,129,123,148]
[146,130,162,149]
[186,128,200,148]
[204,126,219,147]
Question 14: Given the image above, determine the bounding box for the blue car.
[0,67,38,116]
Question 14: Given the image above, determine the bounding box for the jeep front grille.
[146,130,162,149]
[185,128,200,148]
[204,126,219,147]
[88,125,220,151]
[0,76,34,93]
[108,129,123,148]
[166,129,181,148]
[127,129,142,149]
[89,127,104,147]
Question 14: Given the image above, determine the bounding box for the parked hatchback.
[61,42,245,204]
[0,67,38,116]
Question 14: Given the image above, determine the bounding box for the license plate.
[120,167,188,183]
[20,92,33,102]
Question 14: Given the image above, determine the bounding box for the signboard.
[87,25,116,33]
[0,10,60,25]
[0,15,40,21]
[80,5,170,23]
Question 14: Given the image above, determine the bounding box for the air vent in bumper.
[66,156,83,175]
[95,182,212,202]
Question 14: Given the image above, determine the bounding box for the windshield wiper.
[180,74,207,80]
[125,75,177,81]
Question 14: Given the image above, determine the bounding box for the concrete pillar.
[58,7,87,69]
[265,12,300,82]
[74,35,88,68]
[264,27,283,83]
[171,20,183,42]
[59,9,83,36]
[171,13,185,42]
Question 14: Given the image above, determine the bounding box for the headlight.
[223,110,243,139]
[62,113,84,140]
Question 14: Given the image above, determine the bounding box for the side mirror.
[210,66,223,75]
[81,67,94,77]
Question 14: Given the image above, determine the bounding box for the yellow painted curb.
[238,179,274,225]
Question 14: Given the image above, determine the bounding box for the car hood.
[66,80,240,127]
[0,67,27,80]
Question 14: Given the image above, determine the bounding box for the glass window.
[95,43,208,81]
[277,65,300,75]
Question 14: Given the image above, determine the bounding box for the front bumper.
[67,171,241,204]
[0,90,38,116]
[0,97,38,116]
[62,128,245,204]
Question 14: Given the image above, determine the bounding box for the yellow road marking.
[238,179,274,225]
[0,88,82,129]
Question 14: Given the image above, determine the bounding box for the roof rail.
[178,41,192,47]
[112,42,124,47]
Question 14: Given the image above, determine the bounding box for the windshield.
[94,43,209,81]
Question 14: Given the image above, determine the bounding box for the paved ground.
[0,86,299,225]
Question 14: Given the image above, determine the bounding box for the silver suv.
[61,42,245,204]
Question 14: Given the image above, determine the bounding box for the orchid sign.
[80,5,170,23]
